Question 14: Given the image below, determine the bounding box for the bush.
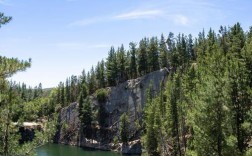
[96,88,108,103]
[246,148,252,156]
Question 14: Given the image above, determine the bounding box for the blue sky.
[0,0,251,88]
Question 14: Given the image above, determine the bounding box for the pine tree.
[159,34,168,68]
[65,77,71,104]
[167,32,176,68]
[21,83,28,102]
[78,93,84,121]
[117,45,126,83]
[95,60,106,88]
[228,23,249,153]
[120,113,129,144]
[148,37,160,72]
[60,82,65,106]
[129,42,138,79]
[125,50,131,80]
[106,47,118,86]
[70,75,78,102]
[145,98,159,156]
[138,38,148,76]
[187,34,195,61]
[0,55,31,155]
[87,66,97,94]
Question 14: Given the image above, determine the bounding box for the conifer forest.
[1,8,252,156]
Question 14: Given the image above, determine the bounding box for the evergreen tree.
[0,55,31,155]
[82,97,92,138]
[125,50,131,80]
[65,77,71,104]
[117,45,127,83]
[159,34,168,68]
[87,66,97,94]
[167,32,176,67]
[106,47,118,86]
[129,42,138,79]
[120,113,129,144]
[188,48,233,156]
[95,60,106,88]
[148,37,160,72]
[138,38,148,75]
[228,23,249,153]
[187,34,195,61]
[145,98,159,156]
[70,75,78,102]
[80,69,87,85]
[21,83,28,102]
[60,82,65,106]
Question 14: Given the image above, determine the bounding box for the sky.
[0,0,251,88]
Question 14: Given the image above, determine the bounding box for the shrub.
[96,88,108,103]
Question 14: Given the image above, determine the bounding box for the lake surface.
[36,144,121,156]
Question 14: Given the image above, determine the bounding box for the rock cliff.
[54,68,169,154]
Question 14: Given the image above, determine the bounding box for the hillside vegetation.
[0,11,252,156]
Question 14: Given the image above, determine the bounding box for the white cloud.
[114,9,163,20]
[69,9,164,27]
[172,14,189,26]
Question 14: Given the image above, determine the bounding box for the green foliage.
[0,12,12,28]
[246,148,252,156]
[2,12,252,155]
[120,113,130,144]
[106,47,118,86]
[82,97,92,127]
[159,34,168,68]
[144,97,160,156]
[96,88,108,103]
[138,38,149,76]
[79,96,93,138]
[117,45,127,83]
[95,89,108,127]
[140,23,252,156]
[0,13,58,155]
[129,42,138,79]
[148,37,160,72]
[96,60,106,88]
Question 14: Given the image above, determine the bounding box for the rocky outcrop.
[54,68,169,154]
[121,140,142,154]
[54,102,80,146]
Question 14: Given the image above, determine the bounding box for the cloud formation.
[69,9,164,27]
[68,0,224,28]
[172,14,189,26]
[114,9,163,20]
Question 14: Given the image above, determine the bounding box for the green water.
[36,144,139,156]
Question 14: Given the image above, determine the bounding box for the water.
[36,144,121,156]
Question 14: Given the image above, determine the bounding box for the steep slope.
[54,68,169,154]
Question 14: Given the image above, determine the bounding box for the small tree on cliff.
[96,89,108,127]
[120,113,130,144]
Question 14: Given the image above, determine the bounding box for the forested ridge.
[1,11,252,156]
